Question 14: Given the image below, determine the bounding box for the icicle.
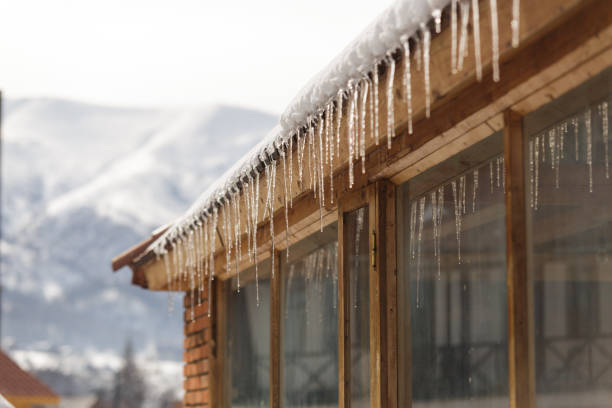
[336,90,344,157]
[586,108,593,193]
[297,131,305,186]
[328,105,335,204]
[373,64,380,146]
[534,136,540,210]
[244,179,252,262]
[416,196,426,309]
[490,0,500,82]
[409,201,417,261]
[269,160,277,277]
[402,39,413,135]
[422,24,432,118]
[573,117,579,162]
[163,251,173,313]
[195,224,203,305]
[281,149,290,259]
[512,0,520,48]
[224,200,231,276]
[317,114,325,230]
[502,157,505,189]
[457,0,470,71]
[490,159,494,193]
[386,54,396,149]
[472,168,479,213]
[203,217,209,292]
[348,84,356,188]
[289,135,294,207]
[233,193,241,292]
[360,79,369,174]
[529,139,534,208]
[452,179,463,263]
[252,172,260,306]
[208,208,218,317]
[600,102,609,179]
[436,186,444,277]
[472,0,483,81]
[496,156,501,188]
[541,134,546,163]
[415,38,422,72]
[461,175,466,215]
[451,0,458,74]
[431,191,438,278]
[560,122,566,160]
[432,9,442,33]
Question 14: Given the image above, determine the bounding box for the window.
[344,207,370,407]
[524,68,612,407]
[281,224,339,407]
[398,133,509,407]
[223,260,271,407]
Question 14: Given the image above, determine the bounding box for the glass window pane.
[525,68,612,408]
[224,260,271,407]
[398,134,509,407]
[345,207,370,407]
[281,224,338,407]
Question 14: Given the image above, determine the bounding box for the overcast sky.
[0,0,393,114]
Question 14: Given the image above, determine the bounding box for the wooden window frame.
[337,181,397,408]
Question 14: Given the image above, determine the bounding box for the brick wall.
[183,291,213,407]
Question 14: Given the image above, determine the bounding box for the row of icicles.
[530,101,610,209]
[157,0,522,319]
[408,100,611,309]
[409,154,505,308]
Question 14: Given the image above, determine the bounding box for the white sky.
[0,0,393,115]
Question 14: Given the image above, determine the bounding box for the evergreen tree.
[112,339,146,408]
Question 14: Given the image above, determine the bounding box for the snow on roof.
[148,0,452,255]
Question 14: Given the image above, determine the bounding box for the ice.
[512,0,520,48]
[298,131,305,186]
[422,24,432,118]
[451,0,458,74]
[599,102,609,179]
[281,148,290,259]
[337,90,344,156]
[496,156,501,188]
[403,39,414,135]
[472,0,483,81]
[269,161,277,277]
[534,136,540,210]
[432,8,442,33]
[252,172,260,306]
[435,186,444,277]
[472,168,479,213]
[162,251,173,313]
[208,207,218,317]
[410,200,417,261]
[457,0,470,72]
[373,68,380,147]
[317,115,325,230]
[288,134,294,207]
[490,0,500,82]
[490,159,494,193]
[452,178,463,263]
[244,178,252,262]
[572,117,579,161]
[328,104,335,203]
[348,84,356,188]
[416,196,426,308]
[386,55,396,149]
[360,79,369,174]
[529,139,534,208]
[586,108,593,193]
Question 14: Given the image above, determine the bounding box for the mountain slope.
[1,98,277,377]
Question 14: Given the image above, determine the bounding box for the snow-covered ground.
[1,97,277,395]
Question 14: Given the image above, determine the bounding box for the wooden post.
[503,109,535,408]
[270,251,281,408]
[338,205,350,408]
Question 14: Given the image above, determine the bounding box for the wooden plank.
[376,181,397,408]
[503,110,535,408]
[213,278,225,408]
[270,250,281,408]
[337,200,350,408]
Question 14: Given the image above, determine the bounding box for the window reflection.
[224,261,271,408]
[399,135,509,407]
[281,225,338,408]
[525,68,612,407]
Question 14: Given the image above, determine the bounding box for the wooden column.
[338,204,351,408]
[503,110,535,408]
[270,251,281,408]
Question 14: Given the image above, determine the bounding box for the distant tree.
[158,389,180,408]
[112,339,146,408]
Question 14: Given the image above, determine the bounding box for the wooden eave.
[119,0,612,291]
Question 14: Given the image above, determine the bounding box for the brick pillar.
[183,291,213,407]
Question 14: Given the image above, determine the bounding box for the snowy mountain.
[1,98,277,393]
